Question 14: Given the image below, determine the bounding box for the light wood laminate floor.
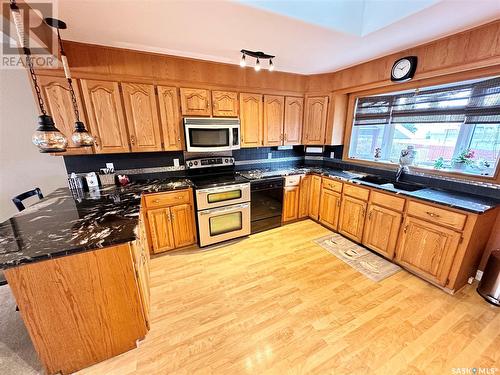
[77,220,500,375]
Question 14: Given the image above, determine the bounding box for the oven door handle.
[197,184,250,194]
[199,203,250,215]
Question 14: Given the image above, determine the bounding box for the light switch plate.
[173,158,180,167]
[268,152,272,159]
[105,163,114,170]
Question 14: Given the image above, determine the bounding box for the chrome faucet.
[395,165,409,182]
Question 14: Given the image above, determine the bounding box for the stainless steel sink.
[355,175,424,192]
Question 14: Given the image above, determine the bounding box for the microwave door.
[185,125,231,152]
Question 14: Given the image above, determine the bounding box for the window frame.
[342,71,500,184]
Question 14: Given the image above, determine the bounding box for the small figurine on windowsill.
[374,147,382,161]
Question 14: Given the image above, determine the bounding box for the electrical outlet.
[330,152,335,159]
[105,163,114,170]
[173,158,180,167]
[268,152,272,159]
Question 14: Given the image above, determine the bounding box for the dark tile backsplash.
[64,151,185,174]
[232,146,305,161]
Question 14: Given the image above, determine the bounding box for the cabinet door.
[212,91,238,117]
[157,86,183,151]
[263,95,285,146]
[319,189,341,230]
[339,196,367,243]
[303,96,329,145]
[38,76,93,155]
[179,88,211,116]
[170,204,197,248]
[309,175,322,220]
[146,208,175,253]
[363,204,402,259]
[284,97,304,145]
[396,217,461,286]
[122,83,162,152]
[283,186,300,222]
[298,175,311,218]
[240,93,263,147]
[132,219,150,328]
[80,79,130,153]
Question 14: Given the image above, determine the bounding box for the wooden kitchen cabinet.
[284,96,304,145]
[319,188,342,231]
[157,86,183,151]
[80,79,130,153]
[143,189,197,254]
[179,88,211,116]
[131,216,151,328]
[263,95,285,146]
[396,216,461,286]
[309,175,322,220]
[338,195,367,243]
[298,175,311,218]
[122,83,162,152]
[283,186,300,222]
[212,91,239,117]
[38,76,93,155]
[239,93,263,147]
[363,204,402,259]
[170,204,197,248]
[303,96,329,145]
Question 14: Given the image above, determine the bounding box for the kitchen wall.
[0,69,68,222]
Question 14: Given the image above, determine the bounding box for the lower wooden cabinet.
[283,186,300,222]
[143,189,197,254]
[396,216,461,286]
[308,175,322,220]
[131,216,151,328]
[319,189,341,230]
[362,204,402,259]
[298,175,311,218]
[338,195,367,243]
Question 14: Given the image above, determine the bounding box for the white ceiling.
[36,0,500,74]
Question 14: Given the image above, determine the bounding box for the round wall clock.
[391,56,418,82]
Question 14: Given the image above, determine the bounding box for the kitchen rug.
[314,233,401,282]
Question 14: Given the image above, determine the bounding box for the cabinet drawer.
[343,184,369,201]
[321,177,342,193]
[144,190,191,208]
[285,175,302,187]
[371,191,405,212]
[407,201,467,231]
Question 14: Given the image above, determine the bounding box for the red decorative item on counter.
[117,175,130,186]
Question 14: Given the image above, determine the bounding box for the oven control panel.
[186,157,235,169]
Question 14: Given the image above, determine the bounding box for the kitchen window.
[348,76,500,177]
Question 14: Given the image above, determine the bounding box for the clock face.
[392,58,411,79]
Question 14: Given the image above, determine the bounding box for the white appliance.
[184,117,240,152]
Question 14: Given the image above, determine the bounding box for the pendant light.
[254,58,261,72]
[10,1,68,153]
[239,49,275,72]
[44,17,95,147]
[239,52,246,67]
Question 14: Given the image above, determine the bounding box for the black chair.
[12,187,44,212]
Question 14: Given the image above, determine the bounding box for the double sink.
[353,174,424,193]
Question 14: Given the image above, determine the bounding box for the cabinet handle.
[403,224,408,233]
[153,199,160,204]
[178,137,181,141]
[94,136,99,148]
[426,211,440,218]
[368,210,373,220]
[171,213,175,221]
[336,200,340,207]
[284,133,287,141]
[166,212,171,221]
[130,135,136,145]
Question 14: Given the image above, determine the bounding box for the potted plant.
[452,149,475,170]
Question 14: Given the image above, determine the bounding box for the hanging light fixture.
[44,17,94,147]
[10,1,68,153]
[239,52,246,67]
[239,49,275,72]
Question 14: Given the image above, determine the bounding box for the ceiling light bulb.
[254,58,261,72]
[269,59,274,72]
[240,53,246,67]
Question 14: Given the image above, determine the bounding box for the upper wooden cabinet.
[239,93,263,147]
[38,76,92,155]
[157,86,183,151]
[396,216,461,286]
[263,95,285,146]
[284,97,304,145]
[121,83,162,152]
[212,91,239,117]
[303,96,329,145]
[80,79,130,154]
[179,88,211,116]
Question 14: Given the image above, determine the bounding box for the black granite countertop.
[239,166,499,213]
[0,179,192,270]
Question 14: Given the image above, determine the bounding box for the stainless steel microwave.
[184,117,240,152]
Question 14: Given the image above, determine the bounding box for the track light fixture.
[239,49,275,72]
